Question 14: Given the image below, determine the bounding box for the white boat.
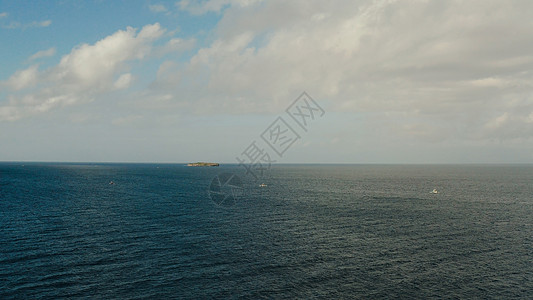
[430,189,438,194]
[259,183,267,187]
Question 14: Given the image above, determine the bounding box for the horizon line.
[1,161,533,165]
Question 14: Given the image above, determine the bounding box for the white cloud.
[485,112,509,130]
[112,115,143,126]
[177,0,263,15]
[149,4,168,13]
[163,37,196,53]
[3,65,39,90]
[0,23,165,121]
[151,0,533,142]
[54,24,161,89]
[114,73,133,90]
[37,20,52,27]
[482,108,533,140]
[28,47,56,61]
[3,1,533,147]
[3,19,52,29]
[0,106,20,121]
[0,12,7,18]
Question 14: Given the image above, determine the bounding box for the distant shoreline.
[187,162,219,167]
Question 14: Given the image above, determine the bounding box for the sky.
[1,0,533,164]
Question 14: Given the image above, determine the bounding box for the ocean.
[1,163,532,299]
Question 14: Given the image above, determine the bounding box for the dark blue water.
[1,163,532,299]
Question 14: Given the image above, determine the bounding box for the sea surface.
[1,163,532,299]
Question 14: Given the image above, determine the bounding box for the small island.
[187,162,219,167]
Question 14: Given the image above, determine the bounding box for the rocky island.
[187,162,219,167]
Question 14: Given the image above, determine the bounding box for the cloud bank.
[2,0,533,146]
[162,0,533,142]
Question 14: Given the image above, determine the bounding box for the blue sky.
[1,0,533,163]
